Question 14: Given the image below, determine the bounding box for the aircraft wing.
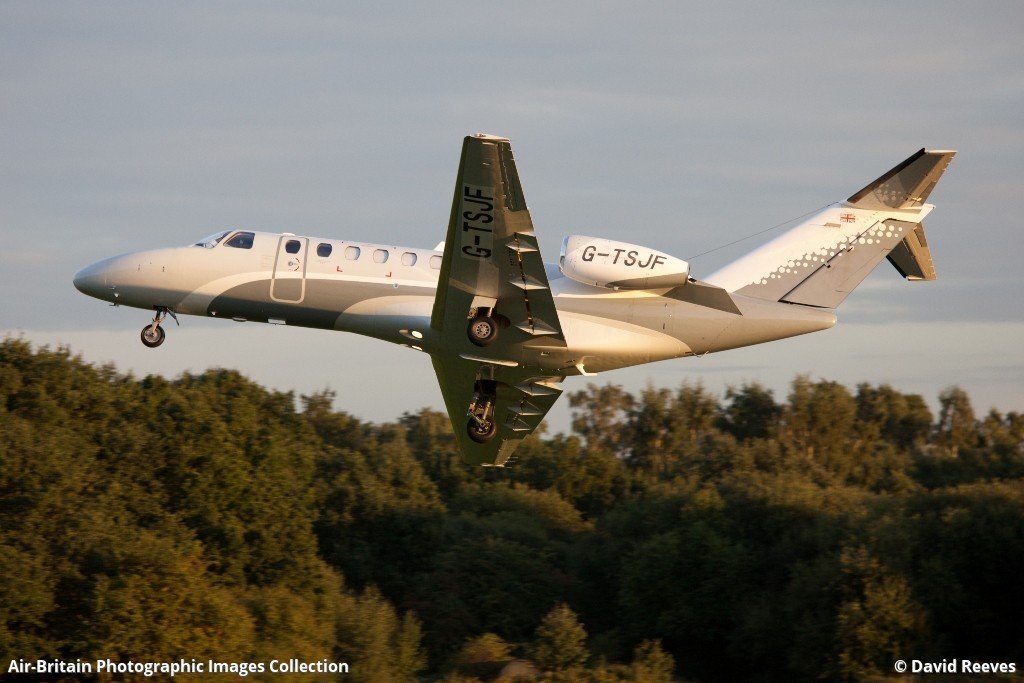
[430,134,568,466]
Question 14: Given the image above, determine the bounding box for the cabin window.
[430,255,442,269]
[316,243,332,258]
[345,246,361,260]
[225,231,255,249]
[401,252,417,266]
[373,249,389,264]
[285,240,301,254]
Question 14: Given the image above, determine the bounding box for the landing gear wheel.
[141,324,166,348]
[467,416,498,443]
[468,316,499,347]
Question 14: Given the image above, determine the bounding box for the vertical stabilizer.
[704,149,954,307]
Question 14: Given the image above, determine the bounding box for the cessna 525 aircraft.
[74,135,955,466]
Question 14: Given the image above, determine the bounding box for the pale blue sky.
[2,2,1022,429]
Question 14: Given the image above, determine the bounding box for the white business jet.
[74,135,955,465]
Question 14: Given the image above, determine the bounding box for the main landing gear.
[467,314,498,347]
[467,308,507,347]
[140,307,178,348]
[467,380,498,443]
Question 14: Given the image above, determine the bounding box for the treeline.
[1,338,1022,681]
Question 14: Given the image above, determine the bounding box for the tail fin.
[705,149,955,308]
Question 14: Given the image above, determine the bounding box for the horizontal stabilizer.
[887,223,936,281]
[779,219,919,308]
[848,149,956,210]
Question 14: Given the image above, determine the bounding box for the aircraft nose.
[73,260,109,297]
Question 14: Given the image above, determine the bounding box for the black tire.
[141,324,166,348]
[467,416,498,443]
[467,316,499,347]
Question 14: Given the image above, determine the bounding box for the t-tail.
[705,149,956,308]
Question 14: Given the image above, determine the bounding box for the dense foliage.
[1,339,1022,681]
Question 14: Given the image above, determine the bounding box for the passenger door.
[271,236,308,303]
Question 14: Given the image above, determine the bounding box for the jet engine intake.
[559,235,690,290]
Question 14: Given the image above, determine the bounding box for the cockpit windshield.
[193,231,231,248]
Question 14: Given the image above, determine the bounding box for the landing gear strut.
[467,380,498,443]
[140,307,177,348]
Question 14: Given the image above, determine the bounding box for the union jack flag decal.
[840,212,856,223]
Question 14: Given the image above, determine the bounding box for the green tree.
[516,435,633,518]
[836,547,928,680]
[400,408,473,497]
[935,386,977,456]
[569,383,635,455]
[5,339,1024,681]
[628,383,720,476]
[335,586,425,683]
[531,603,589,672]
[719,382,780,441]
[854,383,932,450]
[628,639,675,682]
[449,632,512,679]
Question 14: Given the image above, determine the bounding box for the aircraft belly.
[553,293,835,369]
[205,277,435,339]
[340,294,435,343]
[558,311,691,373]
[704,295,837,352]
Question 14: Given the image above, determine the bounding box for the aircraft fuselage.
[74,229,835,375]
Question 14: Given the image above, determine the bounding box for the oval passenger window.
[401,252,417,266]
[373,249,389,264]
[285,240,301,254]
[345,246,361,260]
[317,243,332,257]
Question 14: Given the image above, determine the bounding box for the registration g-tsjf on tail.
[72,137,956,466]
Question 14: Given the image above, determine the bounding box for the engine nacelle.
[558,235,691,290]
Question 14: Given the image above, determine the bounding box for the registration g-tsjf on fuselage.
[73,134,955,466]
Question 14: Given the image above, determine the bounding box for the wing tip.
[469,132,510,142]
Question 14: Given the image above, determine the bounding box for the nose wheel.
[141,324,166,348]
[140,307,177,348]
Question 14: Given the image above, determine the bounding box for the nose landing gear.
[140,324,165,348]
[140,307,178,348]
